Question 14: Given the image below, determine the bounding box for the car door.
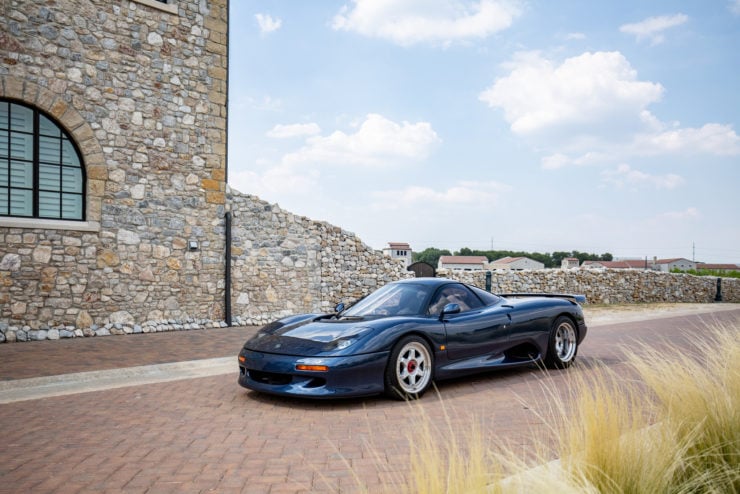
[429,284,512,361]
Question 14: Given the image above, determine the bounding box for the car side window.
[427,284,484,315]
[469,285,501,306]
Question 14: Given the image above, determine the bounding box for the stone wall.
[1,0,229,333]
[0,188,413,342]
[228,191,412,325]
[437,268,740,304]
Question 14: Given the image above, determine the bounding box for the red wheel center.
[407,360,417,373]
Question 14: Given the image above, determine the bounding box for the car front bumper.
[238,348,389,398]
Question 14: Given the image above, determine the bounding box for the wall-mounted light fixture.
[188,240,199,251]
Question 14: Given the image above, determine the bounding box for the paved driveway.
[0,305,737,493]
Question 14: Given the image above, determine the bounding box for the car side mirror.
[334,302,345,314]
[439,303,461,320]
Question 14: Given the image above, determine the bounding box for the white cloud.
[230,114,441,203]
[332,0,523,46]
[633,123,740,156]
[601,164,685,189]
[620,14,688,45]
[731,0,740,15]
[565,32,586,40]
[282,113,440,167]
[371,180,511,209]
[541,151,611,170]
[228,165,319,199]
[240,94,283,112]
[481,51,740,172]
[479,51,664,134]
[539,122,740,170]
[267,123,322,139]
[657,207,701,221]
[255,13,282,34]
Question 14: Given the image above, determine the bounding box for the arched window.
[0,99,85,220]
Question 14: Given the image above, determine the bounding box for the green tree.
[413,247,452,267]
[417,246,614,269]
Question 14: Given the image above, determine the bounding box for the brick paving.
[0,326,258,381]
[0,307,737,493]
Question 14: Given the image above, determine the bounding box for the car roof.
[391,277,457,287]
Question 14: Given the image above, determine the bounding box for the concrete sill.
[130,0,178,15]
[0,217,100,232]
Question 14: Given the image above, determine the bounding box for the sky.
[226,0,740,264]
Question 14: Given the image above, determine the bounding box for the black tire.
[384,335,434,400]
[544,316,579,369]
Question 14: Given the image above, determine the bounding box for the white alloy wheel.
[385,336,433,400]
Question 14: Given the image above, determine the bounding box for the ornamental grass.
[381,317,739,493]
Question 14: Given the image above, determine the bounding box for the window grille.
[0,100,85,220]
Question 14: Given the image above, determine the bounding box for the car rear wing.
[500,293,587,305]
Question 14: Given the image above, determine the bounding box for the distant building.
[561,258,580,270]
[695,263,740,273]
[438,255,488,271]
[582,260,651,270]
[489,256,545,271]
[383,242,413,268]
[582,257,698,272]
[653,258,696,272]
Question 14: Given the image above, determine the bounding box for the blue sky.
[227,0,740,263]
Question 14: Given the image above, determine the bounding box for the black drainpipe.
[225,210,232,326]
[224,0,232,326]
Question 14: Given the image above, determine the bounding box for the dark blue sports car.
[238,278,587,400]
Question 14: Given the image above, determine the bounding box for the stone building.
[382,242,412,268]
[1,0,410,342]
[1,0,229,333]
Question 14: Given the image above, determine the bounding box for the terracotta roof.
[697,263,739,270]
[387,242,411,250]
[439,256,488,264]
[654,258,692,265]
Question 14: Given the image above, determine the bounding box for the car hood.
[244,316,378,356]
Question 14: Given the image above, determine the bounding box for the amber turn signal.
[296,364,329,372]
[238,355,246,363]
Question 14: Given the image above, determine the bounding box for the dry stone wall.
[437,269,739,304]
[228,190,412,325]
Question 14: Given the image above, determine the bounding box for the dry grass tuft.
[380,317,739,493]
[627,319,740,492]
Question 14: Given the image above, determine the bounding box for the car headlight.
[325,326,371,351]
[325,335,361,351]
[334,338,355,350]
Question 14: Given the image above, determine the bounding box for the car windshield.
[341,283,430,318]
